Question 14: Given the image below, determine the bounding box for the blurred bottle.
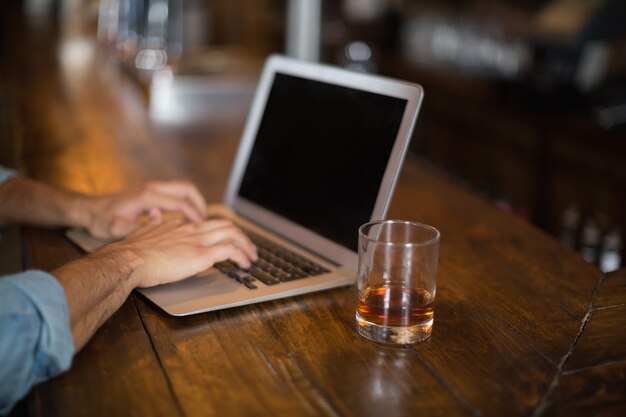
[117,0,144,62]
[342,41,376,73]
[579,219,601,264]
[135,0,176,71]
[559,204,581,248]
[599,228,622,273]
[97,0,183,73]
[97,0,120,46]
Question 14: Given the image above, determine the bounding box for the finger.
[148,207,163,223]
[146,181,208,219]
[128,216,181,239]
[182,219,257,256]
[205,242,253,269]
[136,190,205,223]
[110,218,143,239]
[197,223,257,261]
[183,218,235,233]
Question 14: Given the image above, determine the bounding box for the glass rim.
[358,219,441,247]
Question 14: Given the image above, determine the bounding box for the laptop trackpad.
[137,270,238,307]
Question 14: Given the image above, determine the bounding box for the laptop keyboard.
[215,228,331,290]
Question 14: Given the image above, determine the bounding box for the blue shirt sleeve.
[0,165,17,185]
[0,271,75,415]
[0,165,18,240]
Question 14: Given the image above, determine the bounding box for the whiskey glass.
[356,220,440,345]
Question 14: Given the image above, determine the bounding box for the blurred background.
[2,0,626,272]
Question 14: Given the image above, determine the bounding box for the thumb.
[147,207,163,223]
[110,217,144,239]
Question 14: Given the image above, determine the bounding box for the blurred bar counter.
[1,1,626,416]
[98,0,626,272]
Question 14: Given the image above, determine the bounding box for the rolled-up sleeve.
[0,166,17,185]
[0,270,75,415]
[0,165,18,240]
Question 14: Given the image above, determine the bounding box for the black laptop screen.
[238,73,408,251]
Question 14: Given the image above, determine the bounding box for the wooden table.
[2,3,625,417]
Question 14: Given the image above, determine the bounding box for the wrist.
[68,193,97,230]
[95,243,146,290]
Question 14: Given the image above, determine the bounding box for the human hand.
[81,181,208,239]
[53,218,257,351]
[102,218,258,288]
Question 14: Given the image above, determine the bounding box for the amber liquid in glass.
[357,285,433,327]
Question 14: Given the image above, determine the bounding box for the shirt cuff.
[0,166,17,186]
[9,270,75,373]
[0,166,18,238]
[0,271,75,414]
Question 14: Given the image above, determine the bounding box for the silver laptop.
[68,54,424,316]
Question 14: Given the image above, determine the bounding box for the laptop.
[67,54,424,316]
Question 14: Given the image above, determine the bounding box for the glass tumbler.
[356,220,440,345]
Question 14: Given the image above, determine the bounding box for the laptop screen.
[238,73,408,251]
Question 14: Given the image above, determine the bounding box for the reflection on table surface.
[2,1,625,416]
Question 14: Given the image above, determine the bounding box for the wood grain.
[594,269,626,309]
[2,1,617,416]
[17,229,181,417]
[564,304,626,373]
[29,295,183,417]
[538,269,626,416]
[540,361,626,417]
[136,289,474,417]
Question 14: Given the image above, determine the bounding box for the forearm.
[0,177,91,229]
[51,245,143,350]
